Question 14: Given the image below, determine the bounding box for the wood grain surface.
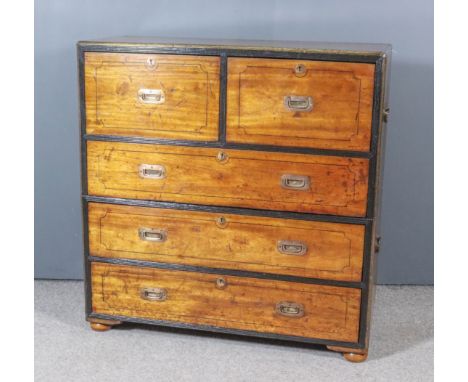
[88,203,365,281]
[227,58,375,151]
[84,52,220,141]
[87,141,369,217]
[91,262,361,342]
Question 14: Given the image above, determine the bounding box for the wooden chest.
[78,37,391,362]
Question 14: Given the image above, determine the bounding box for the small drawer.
[227,57,375,151]
[84,52,220,141]
[88,203,365,282]
[87,141,369,217]
[91,263,361,342]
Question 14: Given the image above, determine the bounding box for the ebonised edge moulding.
[77,37,391,363]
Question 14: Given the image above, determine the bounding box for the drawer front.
[227,58,375,151]
[87,141,369,217]
[88,203,365,282]
[91,263,361,342]
[84,52,220,141]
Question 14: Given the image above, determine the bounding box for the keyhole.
[294,64,306,77]
[216,216,227,228]
[217,151,228,162]
[146,57,156,69]
[215,277,227,289]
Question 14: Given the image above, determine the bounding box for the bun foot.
[88,318,122,332]
[327,345,368,363]
[90,322,112,331]
[343,352,368,363]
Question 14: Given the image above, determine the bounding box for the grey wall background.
[35,0,434,284]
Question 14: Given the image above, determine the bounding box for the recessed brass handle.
[276,302,305,318]
[284,95,313,112]
[139,228,167,242]
[139,164,166,179]
[138,88,165,104]
[277,240,307,256]
[281,174,310,191]
[140,287,167,301]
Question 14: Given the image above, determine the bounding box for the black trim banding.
[83,195,372,225]
[77,43,382,63]
[219,53,227,144]
[365,56,384,218]
[88,312,365,349]
[84,134,372,159]
[88,256,365,289]
[78,44,92,316]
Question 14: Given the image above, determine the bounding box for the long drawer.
[227,57,375,151]
[87,141,369,217]
[88,202,365,282]
[84,52,220,141]
[91,262,361,342]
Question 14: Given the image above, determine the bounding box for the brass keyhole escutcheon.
[215,277,227,289]
[216,151,228,163]
[216,216,228,228]
[294,64,307,77]
[146,57,157,69]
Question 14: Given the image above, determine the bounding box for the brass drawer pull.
[138,88,165,104]
[139,228,167,242]
[140,287,167,301]
[281,174,310,190]
[276,302,305,318]
[284,95,313,112]
[277,240,307,256]
[139,164,166,179]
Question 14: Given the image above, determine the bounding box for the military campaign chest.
[78,37,391,362]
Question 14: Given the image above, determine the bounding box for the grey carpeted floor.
[35,281,433,382]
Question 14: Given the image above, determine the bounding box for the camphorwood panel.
[91,262,361,342]
[88,203,365,282]
[227,58,375,151]
[84,52,220,141]
[87,141,369,217]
